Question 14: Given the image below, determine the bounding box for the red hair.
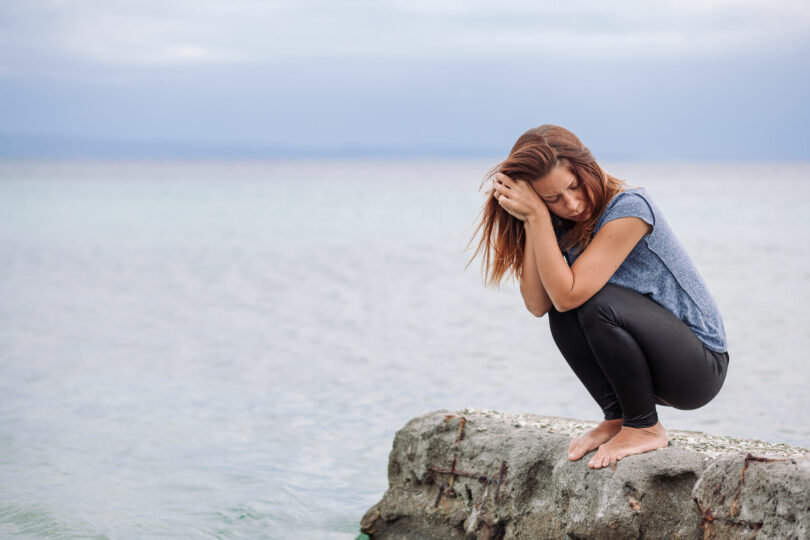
[469,125,625,286]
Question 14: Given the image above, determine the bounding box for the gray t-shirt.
[565,187,727,352]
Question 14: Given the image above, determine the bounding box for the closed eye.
[542,180,580,203]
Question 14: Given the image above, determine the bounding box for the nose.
[563,194,580,214]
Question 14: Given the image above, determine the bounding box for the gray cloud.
[1,0,809,75]
[1,0,808,158]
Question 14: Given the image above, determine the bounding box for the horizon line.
[1,134,809,161]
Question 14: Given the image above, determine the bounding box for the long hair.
[468,125,625,286]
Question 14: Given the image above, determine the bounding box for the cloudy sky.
[1,0,809,158]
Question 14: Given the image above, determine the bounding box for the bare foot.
[587,422,668,469]
[568,419,623,461]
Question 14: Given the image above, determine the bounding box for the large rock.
[361,409,809,539]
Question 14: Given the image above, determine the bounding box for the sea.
[1,159,808,538]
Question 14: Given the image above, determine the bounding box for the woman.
[470,125,729,469]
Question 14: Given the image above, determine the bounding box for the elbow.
[526,305,548,318]
[552,295,585,313]
[552,302,571,313]
[524,299,551,318]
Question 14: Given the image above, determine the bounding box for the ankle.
[623,422,666,435]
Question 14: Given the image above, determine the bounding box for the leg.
[575,284,729,467]
[548,307,623,421]
[548,308,624,460]
[576,284,729,423]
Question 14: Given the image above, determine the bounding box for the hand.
[491,185,528,221]
[492,173,549,221]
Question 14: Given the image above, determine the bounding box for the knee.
[548,306,575,338]
[548,307,565,324]
[576,284,623,328]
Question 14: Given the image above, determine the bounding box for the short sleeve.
[596,191,655,234]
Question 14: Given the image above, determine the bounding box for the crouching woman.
[470,124,729,469]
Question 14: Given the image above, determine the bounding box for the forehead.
[530,166,577,196]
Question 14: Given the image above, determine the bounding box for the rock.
[361,409,809,539]
[693,453,810,539]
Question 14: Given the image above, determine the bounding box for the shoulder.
[597,187,655,231]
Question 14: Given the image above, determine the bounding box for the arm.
[519,221,553,317]
[494,174,651,313]
[524,213,650,312]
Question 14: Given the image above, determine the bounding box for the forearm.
[525,212,577,312]
[495,174,647,313]
[519,222,553,317]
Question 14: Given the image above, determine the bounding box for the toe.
[569,439,590,461]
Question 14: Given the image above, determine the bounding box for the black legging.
[548,283,729,428]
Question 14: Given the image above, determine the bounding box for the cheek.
[576,188,590,208]
[547,203,567,217]
[579,192,594,218]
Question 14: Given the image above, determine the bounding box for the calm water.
[1,160,808,538]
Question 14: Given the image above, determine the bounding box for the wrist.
[526,205,550,225]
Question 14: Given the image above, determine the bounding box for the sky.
[1,0,809,159]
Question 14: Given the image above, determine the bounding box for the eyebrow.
[539,178,578,200]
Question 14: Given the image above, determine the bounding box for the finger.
[499,196,522,217]
[495,172,516,188]
[494,173,511,187]
[499,201,524,221]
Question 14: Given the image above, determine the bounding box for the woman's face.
[530,166,589,222]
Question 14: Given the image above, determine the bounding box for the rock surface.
[361,409,810,539]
